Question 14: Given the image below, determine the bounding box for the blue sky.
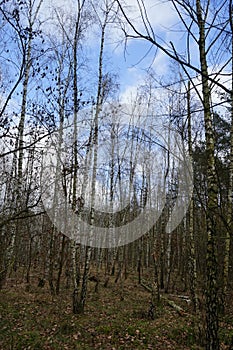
[1,0,231,127]
[39,0,182,102]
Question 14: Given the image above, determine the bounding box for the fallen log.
[140,280,185,316]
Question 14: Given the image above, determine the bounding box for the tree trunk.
[77,246,92,313]
[223,0,233,306]
[196,1,219,348]
[56,234,66,295]
[187,81,198,312]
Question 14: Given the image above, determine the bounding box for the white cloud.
[119,0,177,31]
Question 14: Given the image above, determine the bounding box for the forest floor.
[0,270,233,350]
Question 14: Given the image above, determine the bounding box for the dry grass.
[0,272,232,349]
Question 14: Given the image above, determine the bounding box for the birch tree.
[0,0,45,284]
[72,0,117,313]
[116,0,233,348]
[222,0,233,305]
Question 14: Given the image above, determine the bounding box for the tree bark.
[196,1,219,348]
[187,81,198,313]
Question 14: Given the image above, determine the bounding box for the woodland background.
[0,0,233,349]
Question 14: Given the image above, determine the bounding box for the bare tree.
[115,1,233,348]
